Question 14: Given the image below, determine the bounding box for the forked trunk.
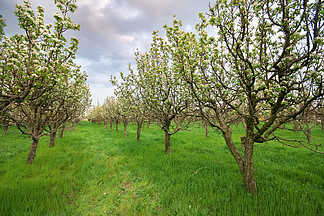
[136,121,142,142]
[222,129,244,172]
[26,136,39,164]
[164,131,171,154]
[49,131,57,148]
[221,127,257,193]
[299,120,315,143]
[241,136,257,193]
[3,126,8,135]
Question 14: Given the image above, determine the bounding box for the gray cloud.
[0,0,212,105]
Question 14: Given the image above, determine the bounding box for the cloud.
[0,0,212,105]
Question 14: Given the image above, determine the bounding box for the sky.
[0,0,213,105]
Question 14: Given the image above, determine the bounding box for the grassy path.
[0,121,323,215]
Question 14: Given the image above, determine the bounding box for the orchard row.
[0,1,91,164]
[88,0,324,194]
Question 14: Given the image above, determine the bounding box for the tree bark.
[305,121,316,143]
[241,136,257,193]
[109,122,113,130]
[307,129,312,143]
[293,121,299,133]
[298,120,315,143]
[123,123,127,137]
[164,120,171,154]
[242,120,247,130]
[59,123,66,138]
[116,122,118,132]
[165,131,171,154]
[204,124,210,137]
[3,126,8,135]
[137,121,142,142]
[222,128,244,173]
[49,131,57,148]
[26,136,39,164]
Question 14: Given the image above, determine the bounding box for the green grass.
[0,121,323,215]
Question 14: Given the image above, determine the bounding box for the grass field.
[0,121,323,215]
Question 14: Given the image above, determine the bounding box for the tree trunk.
[204,124,210,137]
[221,123,257,193]
[147,121,151,128]
[307,130,312,142]
[242,120,247,130]
[3,125,8,135]
[293,121,299,133]
[164,131,171,154]
[49,131,57,148]
[241,136,257,193]
[298,120,314,143]
[26,136,39,164]
[104,121,108,128]
[305,121,316,143]
[222,128,244,173]
[110,122,113,130]
[137,121,142,142]
[116,122,118,132]
[164,120,171,154]
[60,123,66,138]
[123,123,127,137]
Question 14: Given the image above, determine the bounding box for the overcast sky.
[0,0,212,105]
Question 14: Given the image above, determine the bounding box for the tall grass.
[0,122,323,215]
